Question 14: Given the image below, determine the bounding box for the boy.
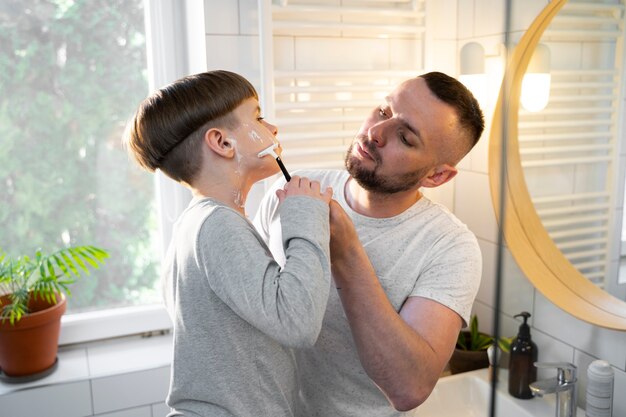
[124,70,333,417]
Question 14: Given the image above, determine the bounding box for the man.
[254,71,485,416]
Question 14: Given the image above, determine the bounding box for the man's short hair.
[419,71,485,162]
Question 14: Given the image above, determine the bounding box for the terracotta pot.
[448,332,490,374]
[0,293,66,377]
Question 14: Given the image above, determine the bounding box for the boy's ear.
[421,164,457,188]
[204,128,235,159]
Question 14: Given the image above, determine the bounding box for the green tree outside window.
[0,0,160,312]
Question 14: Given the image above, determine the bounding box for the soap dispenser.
[508,311,538,399]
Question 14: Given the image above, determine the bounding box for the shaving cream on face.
[227,138,245,208]
[249,129,263,143]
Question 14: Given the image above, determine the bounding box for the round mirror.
[489,0,626,330]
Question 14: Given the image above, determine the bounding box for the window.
[1,0,172,342]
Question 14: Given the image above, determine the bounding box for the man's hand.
[328,200,360,266]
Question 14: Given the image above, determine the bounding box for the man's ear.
[204,128,235,159]
[421,164,457,188]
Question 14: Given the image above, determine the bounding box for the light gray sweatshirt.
[163,196,331,417]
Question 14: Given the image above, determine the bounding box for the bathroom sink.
[419,368,585,417]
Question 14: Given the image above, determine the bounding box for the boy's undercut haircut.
[125,70,258,183]
[419,71,485,162]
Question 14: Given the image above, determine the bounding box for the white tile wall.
[451,1,626,416]
[499,249,535,318]
[87,334,172,377]
[0,381,92,417]
[95,406,152,417]
[474,0,506,38]
[204,35,260,84]
[91,367,170,415]
[453,170,499,242]
[204,0,239,35]
[475,238,497,307]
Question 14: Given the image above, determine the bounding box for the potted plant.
[0,245,108,381]
[448,315,511,374]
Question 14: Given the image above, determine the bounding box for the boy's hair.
[419,71,485,162]
[125,70,258,183]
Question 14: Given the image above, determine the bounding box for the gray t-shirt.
[254,169,482,417]
[164,195,331,417]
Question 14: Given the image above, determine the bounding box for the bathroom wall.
[446,0,626,415]
[203,0,626,413]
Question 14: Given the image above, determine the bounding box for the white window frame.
[59,0,206,346]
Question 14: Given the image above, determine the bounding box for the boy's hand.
[276,175,333,204]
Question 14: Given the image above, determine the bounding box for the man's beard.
[344,138,429,194]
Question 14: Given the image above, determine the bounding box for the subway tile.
[456,0,475,39]
[239,0,259,35]
[389,38,423,71]
[472,300,495,334]
[475,238,497,307]
[87,334,172,378]
[422,177,454,210]
[453,170,499,243]
[0,381,92,417]
[467,112,490,173]
[613,366,626,417]
[274,36,295,71]
[531,329,575,380]
[91,367,170,415]
[428,39,456,76]
[509,0,547,34]
[428,0,458,41]
[476,240,535,323]
[575,350,599,410]
[204,0,239,35]
[534,292,626,369]
[152,402,170,417]
[94,406,151,417]
[474,0,506,38]
[499,248,535,319]
[205,35,261,83]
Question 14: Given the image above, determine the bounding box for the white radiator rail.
[260,0,426,173]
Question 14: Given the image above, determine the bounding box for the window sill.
[59,304,172,346]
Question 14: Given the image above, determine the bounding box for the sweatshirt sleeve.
[198,196,331,348]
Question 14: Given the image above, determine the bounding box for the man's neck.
[344,177,422,218]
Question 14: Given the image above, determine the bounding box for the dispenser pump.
[515,312,531,340]
[508,311,538,399]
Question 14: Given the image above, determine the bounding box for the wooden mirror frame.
[488,0,626,330]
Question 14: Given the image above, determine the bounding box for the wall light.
[459,42,487,105]
[460,42,550,112]
[520,43,551,112]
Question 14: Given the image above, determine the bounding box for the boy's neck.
[190,172,251,215]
